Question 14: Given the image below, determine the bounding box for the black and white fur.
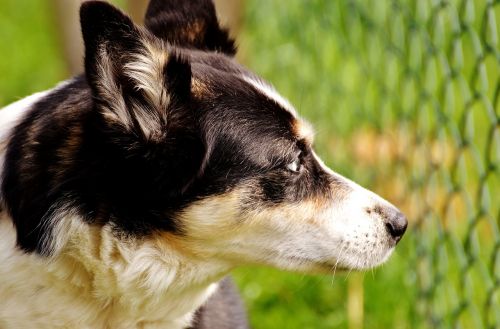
[0,1,407,328]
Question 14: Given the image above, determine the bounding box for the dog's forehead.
[187,51,314,143]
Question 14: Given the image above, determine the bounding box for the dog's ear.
[144,0,236,55]
[80,1,191,140]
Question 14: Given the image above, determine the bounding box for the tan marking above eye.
[293,120,315,145]
[184,21,206,42]
[191,79,210,98]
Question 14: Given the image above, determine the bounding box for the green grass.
[0,1,65,106]
[0,0,126,106]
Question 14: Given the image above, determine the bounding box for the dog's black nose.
[384,208,407,243]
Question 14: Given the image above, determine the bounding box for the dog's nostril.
[384,210,408,243]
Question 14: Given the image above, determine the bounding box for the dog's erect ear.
[144,0,236,56]
[80,1,192,140]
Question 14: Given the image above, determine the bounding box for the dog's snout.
[383,208,407,243]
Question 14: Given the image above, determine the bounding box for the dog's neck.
[63,220,232,325]
[0,214,230,329]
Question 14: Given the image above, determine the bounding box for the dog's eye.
[286,158,302,173]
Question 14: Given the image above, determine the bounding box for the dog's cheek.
[176,190,243,243]
[223,199,336,270]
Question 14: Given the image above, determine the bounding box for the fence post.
[348,274,364,329]
[127,0,149,24]
[51,0,87,75]
[213,0,244,39]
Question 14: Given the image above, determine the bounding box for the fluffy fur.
[0,1,407,328]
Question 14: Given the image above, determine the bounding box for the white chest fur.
[0,213,223,329]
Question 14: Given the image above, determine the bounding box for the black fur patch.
[165,53,192,102]
[2,75,205,254]
[145,0,237,55]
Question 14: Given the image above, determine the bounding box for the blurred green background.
[1,0,499,328]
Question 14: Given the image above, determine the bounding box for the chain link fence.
[243,0,499,327]
[333,1,500,327]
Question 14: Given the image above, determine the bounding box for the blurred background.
[0,0,499,328]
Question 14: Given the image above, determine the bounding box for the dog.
[0,1,407,328]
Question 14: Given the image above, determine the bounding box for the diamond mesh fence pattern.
[243,0,500,327]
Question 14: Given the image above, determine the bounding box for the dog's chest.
[0,214,219,329]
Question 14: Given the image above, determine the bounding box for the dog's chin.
[330,245,396,272]
[272,246,396,275]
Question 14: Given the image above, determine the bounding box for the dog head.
[82,0,407,271]
[5,0,407,273]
